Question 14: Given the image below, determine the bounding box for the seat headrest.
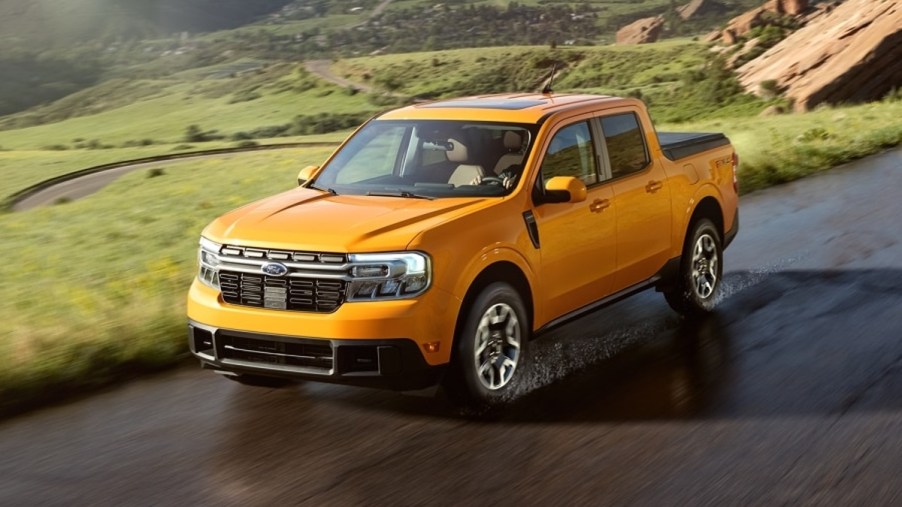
[503,131,522,150]
[446,138,469,163]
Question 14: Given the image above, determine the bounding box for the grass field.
[330,42,766,121]
[662,100,902,193]
[0,64,377,150]
[332,41,706,97]
[0,147,336,415]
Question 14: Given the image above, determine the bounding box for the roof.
[376,93,629,124]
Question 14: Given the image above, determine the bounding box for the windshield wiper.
[366,190,434,200]
[310,185,337,195]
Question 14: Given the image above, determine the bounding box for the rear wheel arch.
[688,196,724,241]
[660,196,724,291]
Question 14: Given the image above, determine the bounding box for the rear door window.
[600,113,649,179]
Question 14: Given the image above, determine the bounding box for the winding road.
[2,149,901,505]
[11,144,339,212]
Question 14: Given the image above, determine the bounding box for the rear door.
[597,111,673,291]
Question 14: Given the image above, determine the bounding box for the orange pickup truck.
[187,93,739,407]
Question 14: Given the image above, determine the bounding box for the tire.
[224,373,294,388]
[442,282,529,410]
[664,218,723,315]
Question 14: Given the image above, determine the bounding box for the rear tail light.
[732,152,740,194]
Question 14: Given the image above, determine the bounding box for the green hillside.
[0,0,295,47]
[0,63,382,150]
[0,0,769,117]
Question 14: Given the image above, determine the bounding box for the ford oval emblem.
[262,262,289,277]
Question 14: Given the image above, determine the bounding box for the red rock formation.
[677,0,707,20]
[616,16,665,45]
[709,0,810,43]
[738,0,902,110]
[765,0,808,16]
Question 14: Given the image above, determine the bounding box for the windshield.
[311,120,536,198]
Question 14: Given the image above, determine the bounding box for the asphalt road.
[2,149,901,505]
[12,158,184,211]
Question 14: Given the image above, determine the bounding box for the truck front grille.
[220,271,345,313]
[213,245,349,313]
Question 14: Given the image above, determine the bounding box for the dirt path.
[304,0,400,95]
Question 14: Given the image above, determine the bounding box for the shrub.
[228,89,262,103]
[759,80,781,98]
[184,125,225,143]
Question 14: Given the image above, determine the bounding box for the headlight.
[197,237,222,289]
[347,252,431,300]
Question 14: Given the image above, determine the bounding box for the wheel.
[442,282,529,410]
[664,218,723,315]
[224,373,294,388]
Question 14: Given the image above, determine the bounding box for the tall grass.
[660,100,902,193]
[0,147,334,416]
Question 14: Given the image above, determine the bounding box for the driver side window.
[540,122,598,186]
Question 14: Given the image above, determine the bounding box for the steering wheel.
[478,176,505,186]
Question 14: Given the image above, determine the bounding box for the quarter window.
[540,121,598,186]
[601,113,649,179]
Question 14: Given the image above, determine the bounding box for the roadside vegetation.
[0,147,335,416]
[673,98,902,193]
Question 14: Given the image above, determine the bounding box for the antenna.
[542,64,557,94]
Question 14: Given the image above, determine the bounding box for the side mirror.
[539,176,587,204]
[297,165,319,186]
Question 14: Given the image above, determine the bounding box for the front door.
[531,119,618,322]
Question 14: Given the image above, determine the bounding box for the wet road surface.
[1,150,901,505]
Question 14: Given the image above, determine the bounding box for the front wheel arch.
[451,262,533,364]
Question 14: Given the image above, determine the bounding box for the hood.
[203,187,487,252]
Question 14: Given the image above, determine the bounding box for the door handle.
[589,199,610,213]
[645,180,664,193]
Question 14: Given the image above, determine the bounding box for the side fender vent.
[523,211,540,249]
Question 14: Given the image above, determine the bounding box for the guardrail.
[2,142,341,212]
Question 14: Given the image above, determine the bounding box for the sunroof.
[421,99,547,110]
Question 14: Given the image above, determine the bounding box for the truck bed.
[658,132,730,161]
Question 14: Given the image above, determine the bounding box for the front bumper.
[189,321,444,390]
[187,278,459,366]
